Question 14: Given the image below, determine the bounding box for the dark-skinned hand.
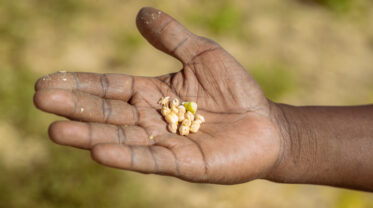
[34,7,284,184]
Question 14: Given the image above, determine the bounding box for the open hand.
[34,7,284,184]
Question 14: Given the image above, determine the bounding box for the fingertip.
[34,73,54,91]
[135,6,172,52]
[90,144,113,165]
[90,144,104,164]
[48,121,71,145]
[33,90,43,110]
[136,7,162,28]
[33,89,54,111]
[136,7,155,19]
[34,76,44,91]
[91,144,132,169]
[34,73,57,91]
[48,121,61,144]
[48,121,88,147]
[33,89,75,114]
[34,71,76,92]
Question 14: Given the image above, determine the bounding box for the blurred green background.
[1,0,373,207]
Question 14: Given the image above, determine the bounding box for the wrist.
[265,102,316,183]
[265,103,373,191]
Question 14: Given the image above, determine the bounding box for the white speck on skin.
[80,108,84,113]
[62,78,67,81]
[42,75,51,81]
[149,135,154,140]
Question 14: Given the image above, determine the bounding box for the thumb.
[136,7,219,64]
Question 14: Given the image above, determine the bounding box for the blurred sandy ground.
[0,0,373,207]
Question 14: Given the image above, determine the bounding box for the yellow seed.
[179,125,190,136]
[149,135,154,139]
[159,96,170,106]
[168,123,178,133]
[177,105,186,113]
[184,102,197,114]
[177,105,186,122]
[185,111,194,121]
[182,119,192,127]
[195,114,205,123]
[190,121,201,133]
[160,97,204,135]
[177,112,185,122]
[193,119,202,125]
[161,106,171,116]
[171,98,180,108]
[171,105,179,114]
[165,112,178,124]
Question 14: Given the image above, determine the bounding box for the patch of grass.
[0,1,32,49]
[204,4,242,34]
[301,0,354,13]
[0,67,40,133]
[318,0,352,13]
[35,0,89,21]
[249,64,297,101]
[186,1,243,35]
[334,190,369,208]
[0,147,153,208]
[108,32,143,68]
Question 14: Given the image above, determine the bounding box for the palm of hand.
[34,7,282,184]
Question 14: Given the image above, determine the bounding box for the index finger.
[35,72,134,102]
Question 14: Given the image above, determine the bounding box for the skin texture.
[270,104,373,191]
[34,7,373,191]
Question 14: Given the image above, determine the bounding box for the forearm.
[268,103,373,191]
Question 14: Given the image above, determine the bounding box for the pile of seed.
[159,96,205,136]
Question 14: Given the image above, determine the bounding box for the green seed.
[184,102,197,114]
